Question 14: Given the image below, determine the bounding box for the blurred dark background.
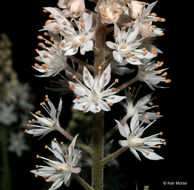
[0,0,193,190]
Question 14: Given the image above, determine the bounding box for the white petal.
[104,95,126,104]
[119,140,128,147]
[130,112,139,133]
[65,48,78,56]
[99,64,111,88]
[113,51,123,63]
[130,148,141,161]
[140,150,164,160]
[83,67,94,89]
[106,41,118,50]
[115,120,129,138]
[48,178,64,190]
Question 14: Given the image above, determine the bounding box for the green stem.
[101,147,128,166]
[0,128,11,190]
[73,174,95,190]
[92,111,104,190]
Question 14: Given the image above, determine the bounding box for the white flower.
[42,8,94,56]
[31,135,81,189]
[122,91,162,123]
[34,35,67,77]
[58,0,85,18]
[137,59,171,90]
[0,102,17,125]
[59,12,94,55]
[116,112,165,161]
[26,96,62,137]
[98,0,124,24]
[128,0,148,19]
[106,23,159,65]
[136,1,165,37]
[7,83,34,110]
[8,132,29,157]
[69,64,126,113]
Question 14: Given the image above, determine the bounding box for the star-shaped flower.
[116,112,165,161]
[106,23,159,65]
[34,35,67,77]
[42,8,94,56]
[8,132,29,157]
[26,95,62,138]
[122,90,162,123]
[31,135,81,189]
[137,59,171,90]
[69,64,126,113]
[135,1,165,37]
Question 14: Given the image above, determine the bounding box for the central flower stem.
[92,111,104,190]
[92,12,106,190]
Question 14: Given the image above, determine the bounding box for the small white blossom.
[122,91,162,123]
[134,1,164,37]
[116,112,165,161]
[31,135,81,189]
[69,64,126,113]
[137,59,171,90]
[34,35,67,77]
[128,0,148,19]
[58,0,85,18]
[98,0,124,24]
[59,12,94,55]
[42,8,94,56]
[8,132,29,157]
[26,96,62,137]
[106,23,159,65]
[0,102,17,125]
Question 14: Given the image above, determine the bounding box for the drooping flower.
[34,35,67,77]
[97,0,124,24]
[31,135,81,189]
[57,0,85,18]
[69,64,126,113]
[106,23,160,65]
[116,112,165,161]
[26,95,62,138]
[137,59,171,90]
[8,132,29,157]
[122,90,162,123]
[130,1,165,37]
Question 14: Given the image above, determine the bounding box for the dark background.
[0,0,193,190]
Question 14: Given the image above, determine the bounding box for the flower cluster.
[28,0,170,189]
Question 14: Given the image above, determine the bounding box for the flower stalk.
[92,111,104,190]
[0,128,11,190]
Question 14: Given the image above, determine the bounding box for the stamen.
[98,66,102,70]
[35,165,39,169]
[24,129,28,133]
[72,75,77,79]
[165,79,171,83]
[160,132,163,136]
[163,141,167,145]
[36,154,39,158]
[37,35,43,40]
[53,138,57,142]
[45,145,48,149]
[109,102,113,106]
[115,79,119,83]
[60,141,64,145]
[65,154,69,158]
[121,45,127,49]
